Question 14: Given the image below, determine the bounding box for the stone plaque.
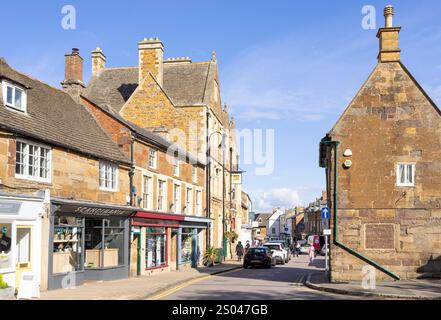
[365,224,395,250]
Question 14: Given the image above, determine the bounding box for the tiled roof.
[0,58,130,164]
[85,62,214,111]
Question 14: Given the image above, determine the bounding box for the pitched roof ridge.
[103,66,137,70]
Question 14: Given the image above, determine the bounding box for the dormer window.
[2,80,26,112]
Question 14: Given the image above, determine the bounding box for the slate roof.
[0,58,130,164]
[85,62,214,111]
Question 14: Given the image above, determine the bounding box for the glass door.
[15,226,32,288]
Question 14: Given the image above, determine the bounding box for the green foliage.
[0,274,9,289]
[203,247,217,266]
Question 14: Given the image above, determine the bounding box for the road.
[154,254,362,300]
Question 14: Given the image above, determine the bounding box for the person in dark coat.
[235,241,245,261]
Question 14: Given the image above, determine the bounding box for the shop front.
[0,192,45,291]
[48,198,136,290]
[131,212,210,274]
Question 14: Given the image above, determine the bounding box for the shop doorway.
[15,225,32,288]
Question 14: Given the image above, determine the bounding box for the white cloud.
[251,188,301,212]
[222,33,372,122]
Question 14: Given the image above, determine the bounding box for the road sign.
[323,229,331,235]
[321,207,330,220]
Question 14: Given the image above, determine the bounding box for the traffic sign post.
[321,207,330,274]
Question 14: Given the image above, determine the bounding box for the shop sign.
[0,201,22,215]
[55,203,134,217]
[231,173,242,185]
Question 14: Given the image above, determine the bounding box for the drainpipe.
[321,139,400,281]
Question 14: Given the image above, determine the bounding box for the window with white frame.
[142,175,152,209]
[148,149,157,169]
[397,163,415,187]
[173,184,180,213]
[15,141,51,182]
[157,180,166,211]
[99,162,118,191]
[196,190,202,216]
[186,188,192,214]
[2,80,27,112]
[192,166,197,183]
[173,157,180,177]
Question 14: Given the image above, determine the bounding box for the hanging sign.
[231,173,242,185]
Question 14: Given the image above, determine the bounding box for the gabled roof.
[81,95,205,166]
[85,61,214,112]
[0,58,130,164]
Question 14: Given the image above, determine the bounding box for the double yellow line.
[148,268,242,300]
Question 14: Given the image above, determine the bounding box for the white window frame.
[396,163,415,187]
[157,180,166,211]
[148,149,157,169]
[185,187,192,214]
[195,190,202,216]
[173,184,181,214]
[15,140,52,183]
[142,175,153,209]
[99,161,119,192]
[2,80,27,112]
[173,157,180,177]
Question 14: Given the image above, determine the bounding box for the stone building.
[62,49,209,276]
[83,39,243,255]
[0,57,135,292]
[320,6,441,281]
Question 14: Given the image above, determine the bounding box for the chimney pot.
[91,47,106,76]
[384,5,394,27]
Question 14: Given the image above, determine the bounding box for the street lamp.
[206,131,228,259]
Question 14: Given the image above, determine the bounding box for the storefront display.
[145,227,166,269]
[48,199,134,290]
[181,228,193,264]
[0,224,12,270]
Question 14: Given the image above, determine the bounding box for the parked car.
[243,247,276,269]
[299,243,311,255]
[270,240,291,261]
[262,243,288,264]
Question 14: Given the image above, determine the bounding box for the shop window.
[0,223,13,271]
[16,227,31,264]
[146,227,167,269]
[85,219,125,268]
[52,216,83,274]
[15,140,51,182]
[181,229,193,264]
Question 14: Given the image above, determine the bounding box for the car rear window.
[249,248,267,254]
[263,245,281,251]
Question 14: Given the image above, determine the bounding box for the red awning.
[132,220,179,228]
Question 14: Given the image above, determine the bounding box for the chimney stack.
[138,37,164,86]
[376,5,401,63]
[62,48,85,102]
[91,47,106,76]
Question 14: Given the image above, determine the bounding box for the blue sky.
[2,1,441,212]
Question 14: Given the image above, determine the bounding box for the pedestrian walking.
[308,244,316,263]
[236,241,244,262]
[295,241,301,257]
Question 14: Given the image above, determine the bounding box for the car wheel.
[281,259,285,265]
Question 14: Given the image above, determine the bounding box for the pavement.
[305,271,441,300]
[37,260,242,300]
